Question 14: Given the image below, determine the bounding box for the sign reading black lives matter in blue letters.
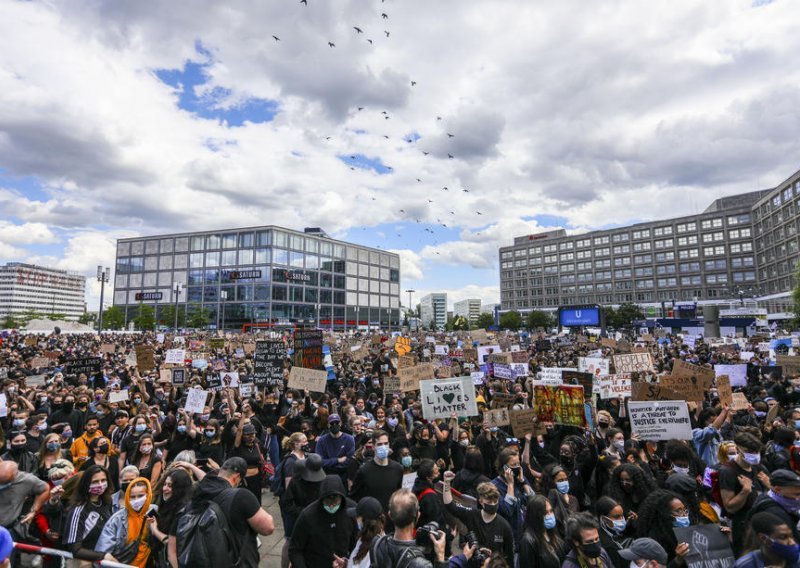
[420,376,478,420]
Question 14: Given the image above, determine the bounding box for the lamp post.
[220,290,228,332]
[96,266,110,333]
[173,282,182,330]
[405,288,415,331]
[355,306,360,332]
[315,302,320,329]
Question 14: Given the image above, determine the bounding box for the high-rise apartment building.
[419,293,447,330]
[0,263,86,321]
[454,298,482,325]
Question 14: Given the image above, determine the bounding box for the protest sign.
[493,363,515,380]
[716,375,732,406]
[477,345,501,364]
[239,383,253,398]
[254,340,285,387]
[420,376,478,420]
[288,367,328,393]
[205,374,222,391]
[434,345,449,356]
[511,351,529,364]
[219,372,239,388]
[402,472,417,491]
[533,385,586,427]
[600,338,617,350]
[470,329,488,344]
[0,368,6,380]
[0,393,6,417]
[715,364,747,387]
[184,389,209,414]
[30,357,50,369]
[539,367,575,385]
[578,357,610,377]
[100,344,116,354]
[491,392,516,408]
[437,365,453,378]
[462,348,478,361]
[777,355,800,376]
[164,349,186,365]
[470,371,485,385]
[171,368,186,385]
[673,524,735,568]
[613,353,654,373]
[631,381,682,402]
[562,370,593,393]
[671,360,716,385]
[207,338,225,350]
[660,374,710,403]
[26,375,46,387]
[384,377,401,392]
[125,351,137,367]
[293,329,323,370]
[510,408,537,438]
[398,363,435,392]
[135,345,155,373]
[731,392,749,411]
[739,351,755,362]
[43,351,60,362]
[25,336,38,347]
[65,357,103,376]
[535,339,552,352]
[159,369,172,383]
[628,400,692,441]
[598,374,632,399]
[487,352,513,365]
[483,408,510,427]
[109,390,129,403]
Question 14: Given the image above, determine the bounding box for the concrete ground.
[260,491,285,567]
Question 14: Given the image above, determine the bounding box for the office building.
[499,186,772,315]
[113,226,401,330]
[419,293,447,330]
[454,298,482,325]
[0,263,86,321]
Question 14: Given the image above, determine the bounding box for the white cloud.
[0,221,57,245]
[0,242,29,260]
[388,248,425,281]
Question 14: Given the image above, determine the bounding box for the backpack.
[369,535,425,568]
[176,495,239,568]
[269,455,290,496]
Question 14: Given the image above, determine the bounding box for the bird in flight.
[436,116,442,120]
[442,186,448,191]
[367,39,373,44]
[328,42,336,47]
[382,13,389,19]
[354,26,363,33]
[384,30,390,37]
[462,189,469,193]
[300,0,307,4]
[449,211,455,215]
[411,81,417,86]
[447,153,454,159]
[272,35,280,41]
[428,199,434,203]
[447,133,454,138]
[476,211,483,215]
[416,178,421,182]
[422,151,429,155]
[357,107,364,111]
[399,209,405,213]
[383,135,390,139]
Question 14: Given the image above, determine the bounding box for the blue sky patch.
[338,154,392,174]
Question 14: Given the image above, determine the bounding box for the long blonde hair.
[282,431,306,452]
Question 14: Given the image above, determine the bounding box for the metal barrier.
[12,543,137,568]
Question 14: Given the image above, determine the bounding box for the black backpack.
[175,493,239,568]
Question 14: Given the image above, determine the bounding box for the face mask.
[460,439,469,447]
[301,443,311,453]
[132,398,141,405]
[755,410,766,419]
[37,422,48,431]
[135,424,146,433]
[768,537,800,562]
[12,419,24,428]
[581,541,603,559]
[769,489,800,513]
[375,445,390,460]
[481,502,498,515]
[11,444,26,453]
[598,421,609,429]
[605,516,627,534]
[120,482,131,494]
[401,456,412,468]
[727,453,738,462]
[140,445,153,455]
[62,431,72,440]
[544,513,556,529]
[204,430,215,439]
[387,417,399,428]
[89,482,108,495]
[46,442,60,452]
[130,496,147,512]
[52,478,65,486]
[97,443,110,454]
[673,466,690,476]
[200,414,210,422]
[329,423,341,434]
[77,402,88,409]
[556,480,570,494]
[743,452,761,465]
[613,440,625,452]
[323,503,340,514]
[177,425,187,434]
[63,402,74,412]
[673,515,690,528]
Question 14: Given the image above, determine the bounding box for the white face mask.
[130,495,147,511]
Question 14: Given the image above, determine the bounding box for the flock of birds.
[273,0,487,252]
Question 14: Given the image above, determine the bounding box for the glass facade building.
[113,226,401,330]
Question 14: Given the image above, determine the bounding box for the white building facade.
[0,263,86,321]
[419,293,447,330]
[454,298,482,325]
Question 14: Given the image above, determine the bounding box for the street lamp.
[405,288,415,331]
[173,282,182,330]
[96,266,110,333]
[315,302,320,329]
[220,290,228,332]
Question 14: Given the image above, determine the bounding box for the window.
[559,242,574,250]
[593,236,609,245]
[701,218,723,230]
[595,247,610,257]
[221,250,236,266]
[656,264,676,275]
[614,269,632,278]
[544,255,557,263]
[559,253,574,261]
[731,256,754,267]
[577,261,592,270]
[655,251,675,261]
[702,231,724,243]
[730,242,753,253]
[633,254,652,264]
[679,262,700,272]
[239,233,254,248]
[729,228,751,239]
[561,264,575,272]
[613,257,631,266]
[654,226,673,236]
[632,242,651,252]
[190,236,205,251]
[576,239,591,248]
[676,222,697,233]
[595,259,611,268]
[632,229,650,239]
[635,279,653,289]
[703,246,725,256]
[732,271,756,282]
[543,244,557,253]
[528,246,542,255]
[681,275,702,285]
[727,214,750,226]
[576,250,591,259]
[634,267,653,276]
[704,259,727,270]
[514,249,526,257]
[657,277,677,287]
[612,233,629,243]
[613,245,630,254]
[654,239,673,249]
[677,235,698,246]
[678,248,699,259]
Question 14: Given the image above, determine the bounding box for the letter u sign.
[575,311,581,319]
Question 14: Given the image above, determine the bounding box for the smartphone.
[145,509,157,519]
[196,458,209,467]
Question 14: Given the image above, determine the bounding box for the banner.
[598,374,632,399]
[288,367,328,393]
[420,376,478,420]
[714,364,747,387]
[673,524,735,568]
[628,400,692,441]
[533,385,586,427]
[164,349,186,365]
[254,340,285,387]
[613,353,654,373]
[398,363,435,392]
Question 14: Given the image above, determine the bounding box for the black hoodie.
[288,475,357,568]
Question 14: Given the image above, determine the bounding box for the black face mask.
[329,424,341,435]
[63,402,74,413]
[301,443,311,453]
[581,541,602,559]
[10,444,26,454]
[481,502,498,515]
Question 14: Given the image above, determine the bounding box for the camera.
[461,531,489,566]
[415,521,440,546]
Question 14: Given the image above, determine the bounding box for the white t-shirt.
[348,532,384,568]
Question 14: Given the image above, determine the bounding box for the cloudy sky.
[1,0,799,313]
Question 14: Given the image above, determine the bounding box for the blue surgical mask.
[401,456,412,468]
[177,425,187,434]
[323,503,340,515]
[46,442,60,452]
[135,424,146,433]
[544,513,556,529]
[768,537,800,563]
[743,452,761,465]
[556,480,570,494]
[375,445,390,460]
[387,417,399,428]
[12,419,24,428]
[604,516,627,534]
[673,515,690,528]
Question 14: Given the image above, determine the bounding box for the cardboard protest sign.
[578,357,610,377]
[100,344,116,354]
[254,340,285,387]
[471,371,485,385]
[600,338,617,350]
[398,363,435,392]
[628,400,692,441]
[109,390,129,403]
[171,368,186,386]
[288,367,328,393]
[43,351,60,362]
[716,375,732,406]
[483,408,510,427]
[402,472,417,491]
[730,392,749,411]
[470,329,488,344]
[25,336,38,347]
[533,385,586,427]
[613,353,654,373]
[419,376,478,420]
[461,348,478,361]
[437,365,453,378]
[491,392,516,408]
[510,408,537,438]
[125,351,137,367]
[598,374,632,399]
[135,345,155,373]
[631,381,682,402]
[65,357,103,376]
[159,369,172,383]
[777,355,800,376]
[671,360,716,385]
[207,338,225,350]
[487,352,513,365]
[714,364,747,387]
[660,375,710,403]
[673,524,734,568]
[184,389,209,414]
[164,349,186,365]
[397,355,417,369]
[562,371,593,393]
[384,377,401,392]
[30,357,50,369]
[511,351,529,364]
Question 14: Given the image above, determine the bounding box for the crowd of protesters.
[1,325,800,568]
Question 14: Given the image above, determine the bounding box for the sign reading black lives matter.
[420,376,478,420]
[673,524,734,568]
[293,329,323,370]
[254,340,285,387]
[65,357,103,376]
[171,368,186,386]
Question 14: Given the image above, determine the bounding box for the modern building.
[0,263,86,321]
[113,226,401,330]
[454,298,482,325]
[499,186,773,316]
[419,293,447,330]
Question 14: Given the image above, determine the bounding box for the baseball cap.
[221,457,248,478]
[347,496,383,521]
[619,538,668,565]
[328,414,341,424]
[770,469,800,488]
[242,423,256,435]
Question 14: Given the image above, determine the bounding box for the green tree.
[133,303,156,331]
[607,302,644,328]
[452,315,469,331]
[160,304,186,328]
[45,313,68,321]
[475,312,495,329]
[526,310,554,330]
[1,315,21,329]
[187,303,212,329]
[78,312,97,326]
[499,310,523,330]
[102,306,126,330]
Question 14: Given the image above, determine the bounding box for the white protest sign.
[420,376,478,420]
[598,374,632,399]
[539,367,576,385]
[477,345,502,364]
[434,345,449,356]
[425,336,436,344]
[109,390,129,403]
[288,367,328,393]
[156,333,165,344]
[683,335,697,349]
[239,383,253,397]
[578,357,610,377]
[0,393,6,417]
[184,388,209,414]
[219,372,240,388]
[402,472,417,491]
[715,364,748,387]
[628,400,692,441]
[493,363,515,380]
[471,371,485,385]
[739,351,755,362]
[164,349,186,365]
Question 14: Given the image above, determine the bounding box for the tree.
[475,313,495,329]
[133,303,156,331]
[606,302,644,329]
[187,303,212,329]
[526,310,554,330]
[452,315,469,331]
[160,304,186,329]
[45,313,68,321]
[78,312,97,326]
[428,318,438,331]
[1,315,21,329]
[102,306,126,330]
[499,310,523,330]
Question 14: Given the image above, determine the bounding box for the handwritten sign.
[628,400,692,441]
[184,388,209,414]
[254,340,285,387]
[631,381,682,401]
[613,353,654,373]
[288,367,328,393]
[510,408,537,438]
[730,392,749,411]
[164,349,186,365]
[135,345,155,373]
[30,357,50,369]
[598,374,632,399]
[398,363,435,392]
[171,368,186,385]
[483,408,510,427]
[671,360,715,385]
[471,371,485,385]
[491,392,516,408]
[420,376,478,420]
[660,374,710,402]
[673,524,734,568]
[714,364,747,387]
[100,344,116,354]
[578,357,610,377]
[109,390,129,403]
[384,377,401,392]
[777,355,800,376]
[65,357,103,376]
